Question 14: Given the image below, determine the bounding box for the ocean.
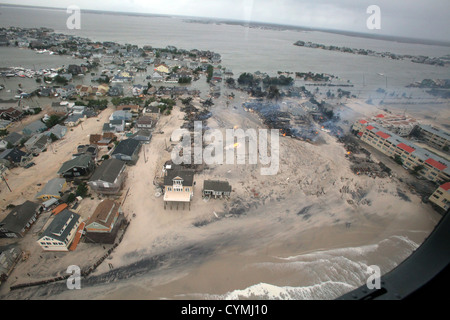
[0,5,447,300]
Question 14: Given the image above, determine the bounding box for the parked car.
[24,162,35,168]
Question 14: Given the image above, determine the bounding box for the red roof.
[359,119,368,124]
[376,114,385,118]
[425,158,447,171]
[376,131,391,139]
[366,125,375,131]
[397,143,415,154]
[440,182,450,191]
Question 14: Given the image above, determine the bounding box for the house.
[35,178,67,202]
[0,245,22,285]
[111,139,141,165]
[202,180,232,198]
[103,120,125,133]
[57,154,95,180]
[37,209,81,251]
[45,124,67,140]
[90,132,116,146]
[3,132,23,147]
[0,148,28,167]
[0,107,24,122]
[51,102,70,113]
[109,110,132,122]
[67,64,83,75]
[163,168,194,210]
[24,133,51,153]
[154,64,169,74]
[88,159,127,195]
[22,120,47,136]
[56,84,76,99]
[64,113,86,127]
[117,105,140,114]
[73,144,98,159]
[428,182,450,214]
[0,201,42,238]
[131,129,152,143]
[151,71,164,82]
[76,85,92,97]
[135,116,153,130]
[108,84,124,96]
[0,119,12,131]
[143,105,161,120]
[84,200,124,244]
[96,83,109,96]
[132,84,144,96]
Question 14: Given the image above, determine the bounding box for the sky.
[1,0,449,42]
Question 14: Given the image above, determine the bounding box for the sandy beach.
[0,89,442,300]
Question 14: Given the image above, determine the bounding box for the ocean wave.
[204,281,356,300]
[213,235,419,300]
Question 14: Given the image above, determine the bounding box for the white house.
[37,209,81,251]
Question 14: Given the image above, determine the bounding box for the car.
[24,162,35,168]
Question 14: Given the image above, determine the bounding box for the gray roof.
[203,180,232,192]
[0,148,26,163]
[90,158,126,183]
[111,139,141,157]
[164,168,194,186]
[3,132,23,145]
[57,154,92,174]
[40,209,80,242]
[0,201,41,234]
[132,130,152,138]
[45,124,67,139]
[419,124,450,141]
[23,120,47,135]
[36,178,66,198]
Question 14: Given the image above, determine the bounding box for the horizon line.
[1,2,450,47]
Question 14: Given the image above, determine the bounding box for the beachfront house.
[0,245,22,285]
[88,159,127,195]
[111,139,141,165]
[131,130,152,143]
[110,110,132,122]
[35,178,68,202]
[0,201,42,238]
[45,124,67,140]
[163,168,194,210]
[84,200,124,244]
[135,116,153,130]
[57,154,95,181]
[37,209,82,251]
[202,180,232,199]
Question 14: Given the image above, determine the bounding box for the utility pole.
[1,172,12,192]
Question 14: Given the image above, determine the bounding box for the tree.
[412,165,424,175]
[49,133,59,142]
[75,183,88,198]
[267,86,281,101]
[394,154,403,165]
[45,115,61,128]
[206,65,214,83]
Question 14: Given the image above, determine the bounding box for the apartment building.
[353,120,450,184]
[428,182,450,213]
[418,125,450,152]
